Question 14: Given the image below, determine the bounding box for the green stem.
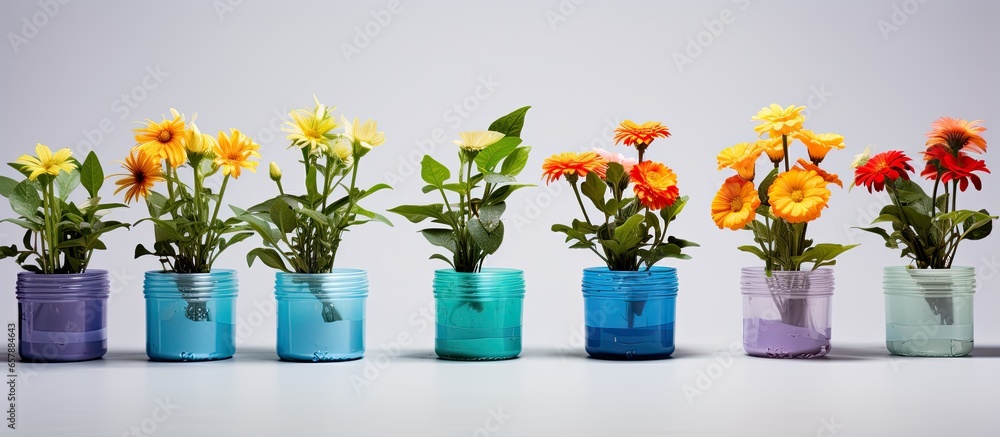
[570,181,593,225]
[781,135,790,172]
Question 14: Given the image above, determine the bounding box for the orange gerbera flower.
[795,129,845,164]
[113,150,165,204]
[135,108,187,168]
[717,142,764,181]
[926,116,987,154]
[630,161,679,210]
[213,129,261,179]
[711,175,760,230]
[768,168,830,224]
[796,158,843,188]
[613,120,671,148]
[541,152,605,184]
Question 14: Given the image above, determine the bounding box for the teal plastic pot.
[433,268,524,361]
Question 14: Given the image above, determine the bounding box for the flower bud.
[269,162,282,181]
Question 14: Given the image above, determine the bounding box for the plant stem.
[570,181,593,225]
[781,135,790,172]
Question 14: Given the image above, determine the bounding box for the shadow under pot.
[582,266,678,360]
[16,270,110,362]
[144,270,238,362]
[275,270,368,362]
[741,267,833,359]
[884,266,975,357]
[433,268,524,361]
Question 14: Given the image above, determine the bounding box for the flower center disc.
[790,190,805,202]
[158,131,172,143]
[729,198,743,213]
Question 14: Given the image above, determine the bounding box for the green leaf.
[475,137,522,172]
[482,173,516,184]
[10,181,41,220]
[388,204,445,224]
[661,195,689,223]
[1,218,40,231]
[356,183,393,201]
[247,248,290,272]
[757,168,779,206]
[613,214,645,248]
[488,106,530,137]
[428,253,455,269]
[134,244,156,259]
[351,204,393,227]
[486,183,533,204]
[298,208,331,226]
[737,245,767,260]
[871,213,903,226]
[468,218,504,254]
[270,200,298,234]
[0,175,19,198]
[420,155,450,188]
[580,172,606,212]
[964,209,994,241]
[420,228,457,253]
[478,202,505,232]
[79,151,104,199]
[793,243,860,270]
[231,206,278,245]
[55,169,80,201]
[500,146,531,177]
[605,162,626,187]
[667,236,699,248]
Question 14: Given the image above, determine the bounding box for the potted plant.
[232,97,391,362]
[1,145,129,362]
[711,104,856,358]
[389,106,533,361]
[852,117,994,357]
[546,120,696,360]
[114,109,259,362]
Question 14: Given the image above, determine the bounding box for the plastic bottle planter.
[741,267,833,358]
[144,270,237,362]
[15,270,110,362]
[884,266,975,357]
[582,267,678,360]
[433,268,524,361]
[275,270,368,362]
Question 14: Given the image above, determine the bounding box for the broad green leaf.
[661,195,689,223]
[488,106,530,137]
[420,155,450,188]
[475,137,522,172]
[298,208,331,226]
[613,214,646,248]
[667,236,699,248]
[500,146,531,177]
[483,173,516,184]
[468,218,504,254]
[55,169,80,201]
[247,248,290,272]
[134,244,156,259]
[486,183,533,204]
[0,175,19,198]
[478,202,505,232]
[270,200,298,234]
[351,204,393,227]
[388,204,445,224]
[792,243,860,270]
[964,209,994,241]
[355,183,393,202]
[10,181,41,220]
[420,228,457,253]
[605,162,626,188]
[581,172,606,212]
[871,213,902,226]
[79,151,104,199]
[231,206,279,245]
[1,218,40,231]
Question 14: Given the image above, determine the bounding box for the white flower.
[592,147,638,172]
[453,131,505,152]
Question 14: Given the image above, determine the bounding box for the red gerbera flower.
[854,150,914,193]
[921,145,990,192]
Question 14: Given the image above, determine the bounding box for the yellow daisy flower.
[752,104,806,139]
[213,129,261,179]
[15,143,76,181]
[135,108,187,168]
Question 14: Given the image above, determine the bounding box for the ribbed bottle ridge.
[884,267,975,296]
[143,270,239,299]
[275,270,369,300]
[16,270,110,299]
[740,267,834,297]
[582,267,678,297]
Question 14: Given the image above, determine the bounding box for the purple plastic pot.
[15,270,110,362]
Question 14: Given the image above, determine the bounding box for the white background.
[1,1,999,436]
